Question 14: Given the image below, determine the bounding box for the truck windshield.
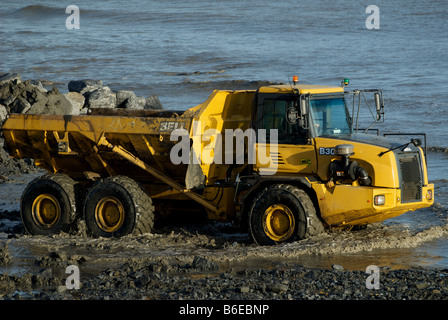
[309,96,352,137]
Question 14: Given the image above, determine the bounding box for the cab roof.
[258,84,345,95]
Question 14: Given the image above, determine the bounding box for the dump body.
[3,110,192,185]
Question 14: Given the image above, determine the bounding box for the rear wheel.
[83,176,154,238]
[21,174,78,236]
[248,184,324,245]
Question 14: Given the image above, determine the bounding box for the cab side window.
[262,98,307,144]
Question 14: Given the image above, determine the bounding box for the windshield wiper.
[378,138,422,157]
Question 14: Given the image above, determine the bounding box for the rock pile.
[67,79,163,110]
[0,72,163,126]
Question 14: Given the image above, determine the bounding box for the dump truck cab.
[232,81,434,244]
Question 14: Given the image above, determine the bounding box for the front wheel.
[248,184,323,245]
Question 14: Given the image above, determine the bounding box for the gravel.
[1,249,447,301]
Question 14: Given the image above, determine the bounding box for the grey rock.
[136,96,147,108]
[20,81,47,106]
[415,281,429,290]
[145,95,163,110]
[332,264,344,271]
[86,86,116,109]
[10,97,31,114]
[124,95,143,110]
[57,285,68,293]
[0,104,8,125]
[192,256,219,271]
[27,88,73,115]
[64,92,85,114]
[185,147,206,189]
[0,80,73,116]
[68,79,103,95]
[30,80,48,93]
[2,94,16,106]
[0,73,21,85]
[271,283,289,293]
[116,90,136,107]
[117,90,146,110]
[240,286,250,293]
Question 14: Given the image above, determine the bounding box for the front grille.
[398,153,422,203]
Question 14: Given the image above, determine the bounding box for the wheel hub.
[32,194,61,229]
[95,196,125,232]
[262,204,295,242]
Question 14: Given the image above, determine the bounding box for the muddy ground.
[1,142,448,301]
[1,208,448,302]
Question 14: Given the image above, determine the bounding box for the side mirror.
[374,92,384,121]
[299,96,309,129]
[300,96,307,117]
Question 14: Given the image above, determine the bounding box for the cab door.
[254,93,317,175]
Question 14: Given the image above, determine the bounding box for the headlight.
[374,195,385,206]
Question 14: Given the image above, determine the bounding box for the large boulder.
[0,73,21,85]
[68,79,103,95]
[86,86,117,109]
[64,92,85,114]
[117,90,163,110]
[30,80,48,93]
[123,95,142,110]
[145,95,163,110]
[116,90,135,107]
[9,97,31,114]
[20,81,48,106]
[116,90,141,109]
[27,88,74,115]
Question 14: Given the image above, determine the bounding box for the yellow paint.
[32,193,61,229]
[313,183,434,226]
[94,196,125,232]
[255,143,317,175]
[262,204,296,242]
[314,137,401,187]
[258,84,344,95]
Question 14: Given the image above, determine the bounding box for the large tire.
[248,184,324,245]
[83,176,154,238]
[21,174,78,236]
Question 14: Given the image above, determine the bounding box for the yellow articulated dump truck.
[1,78,434,245]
